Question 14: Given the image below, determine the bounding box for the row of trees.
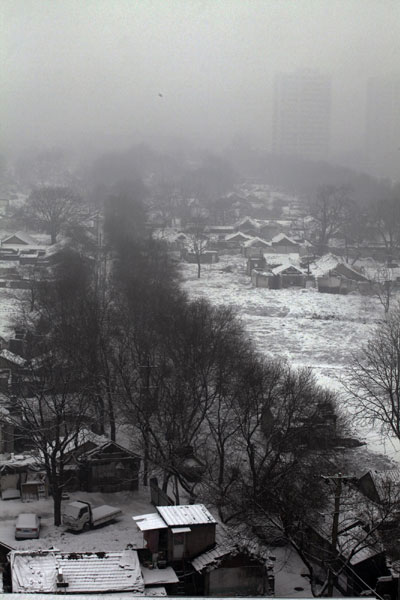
[309,182,400,262]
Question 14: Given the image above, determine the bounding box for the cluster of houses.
[1,503,275,596]
[157,215,378,294]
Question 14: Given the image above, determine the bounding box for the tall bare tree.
[24,185,85,244]
[346,305,400,441]
[310,184,352,254]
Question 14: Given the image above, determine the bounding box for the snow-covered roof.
[234,216,259,229]
[243,237,272,248]
[271,233,299,246]
[62,429,109,456]
[264,253,300,266]
[1,231,40,247]
[225,231,252,242]
[310,253,341,277]
[0,349,26,367]
[272,264,305,276]
[10,549,144,594]
[80,440,140,461]
[156,504,217,527]
[141,566,178,585]
[133,513,168,531]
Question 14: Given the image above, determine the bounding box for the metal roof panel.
[156,504,216,526]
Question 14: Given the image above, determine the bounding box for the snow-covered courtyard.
[0,487,152,553]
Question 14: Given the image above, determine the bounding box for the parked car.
[15,513,40,540]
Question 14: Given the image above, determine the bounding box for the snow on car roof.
[156,504,216,526]
[16,514,38,527]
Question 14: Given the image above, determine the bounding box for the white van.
[15,513,40,539]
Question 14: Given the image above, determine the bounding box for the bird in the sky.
[158,93,163,97]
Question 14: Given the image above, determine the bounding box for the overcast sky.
[2,0,399,160]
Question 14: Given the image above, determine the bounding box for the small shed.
[133,504,217,563]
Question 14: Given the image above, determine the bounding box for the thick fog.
[2,0,400,174]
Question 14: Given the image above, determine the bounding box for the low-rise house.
[312,254,371,294]
[63,437,141,493]
[225,231,252,250]
[242,237,272,258]
[234,216,260,236]
[270,264,307,289]
[251,264,307,289]
[270,233,300,254]
[1,232,39,248]
[206,225,235,239]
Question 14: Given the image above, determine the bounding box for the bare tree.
[184,210,209,278]
[7,356,92,525]
[372,265,396,315]
[310,184,352,254]
[370,184,400,265]
[24,185,85,244]
[345,305,400,440]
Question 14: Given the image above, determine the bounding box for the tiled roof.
[156,504,217,526]
[10,549,144,594]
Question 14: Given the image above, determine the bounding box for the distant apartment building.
[365,77,400,179]
[272,69,331,161]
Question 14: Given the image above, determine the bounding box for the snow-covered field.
[180,255,400,463]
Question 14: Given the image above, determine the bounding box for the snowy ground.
[180,255,400,464]
[0,488,153,552]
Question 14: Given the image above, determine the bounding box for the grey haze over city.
[3,2,400,596]
[2,0,400,177]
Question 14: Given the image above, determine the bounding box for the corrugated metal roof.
[133,513,168,531]
[156,504,217,526]
[10,549,144,594]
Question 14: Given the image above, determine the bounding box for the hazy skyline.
[2,0,400,172]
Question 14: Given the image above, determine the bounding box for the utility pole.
[139,358,158,487]
[321,472,352,597]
